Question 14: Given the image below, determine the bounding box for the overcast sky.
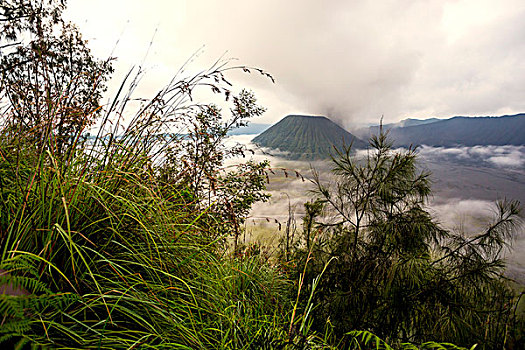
[65,0,525,127]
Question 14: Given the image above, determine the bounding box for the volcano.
[252,115,367,160]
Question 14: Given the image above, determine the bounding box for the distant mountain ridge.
[366,113,525,147]
[253,115,367,160]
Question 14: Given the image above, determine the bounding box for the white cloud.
[65,0,525,126]
[428,198,494,234]
[417,145,525,169]
[488,154,525,168]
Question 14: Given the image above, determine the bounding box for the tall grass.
[0,60,298,349]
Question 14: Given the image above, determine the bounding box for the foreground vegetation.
[0,1,523,349]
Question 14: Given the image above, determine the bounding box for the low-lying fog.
[225,135,525,283]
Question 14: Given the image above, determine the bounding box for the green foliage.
[1,0,112,154]
[159,89,270,248]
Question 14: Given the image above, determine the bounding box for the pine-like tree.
[289,129,523,348]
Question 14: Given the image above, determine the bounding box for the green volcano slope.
[252,115,367,160]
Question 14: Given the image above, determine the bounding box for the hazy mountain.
[365,114,525,147]
[227,123,270,135]
[252,115,367,160]
[355,117,440,139]
[398,118,441,127]
[377,117,441,131]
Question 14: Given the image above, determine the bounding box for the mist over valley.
[226,114,525,283]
